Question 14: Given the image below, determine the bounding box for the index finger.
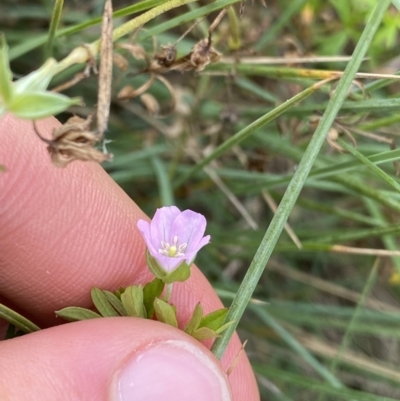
[0,114,259,400]
[0,114,223,324]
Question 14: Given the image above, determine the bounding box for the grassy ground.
[3,0,400,399]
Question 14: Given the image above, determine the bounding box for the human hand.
[0,115,259,401]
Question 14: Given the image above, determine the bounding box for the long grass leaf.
[211,0,392,359]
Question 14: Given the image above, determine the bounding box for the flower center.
[159,236,187,258]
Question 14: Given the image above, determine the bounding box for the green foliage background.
[3,0,400,399]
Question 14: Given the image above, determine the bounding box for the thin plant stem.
[210,0,392,359]
[165,283,173,302]
[55,0,200,74]
[9,0,166,60]
[55,0,242,75]
[45,0,64,58]
[338,138,400,193]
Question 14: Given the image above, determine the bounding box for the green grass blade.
[240,133,400,214]
[364,198,400,276]
[151,156,174,206]
[138,0,242,42]
[254,365,400,401]
[250,305,343,388]
[328,259,379,375]
[45,0,64,57]
[9,0,166,60]
[338,139,400,194]
[174,83,324,189]
[255,0,308,50]
[234,76,278,103]
[211,0,392,359]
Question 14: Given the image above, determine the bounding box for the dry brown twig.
[52,45,98,93]
[36,0,113,167]
[96,0,113,137]
[226,340,248,376]
[38,5,227,165]
[115,10,226,116]
[148,8,226,74]
[33,116,112,168]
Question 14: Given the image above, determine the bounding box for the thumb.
[0,318,233,401]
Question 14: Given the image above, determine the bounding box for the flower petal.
[137,219,159,257]
[169,210,207,253]
[138,206,210,276]
[150,206,181,245]
[184,235,210,263]
[196,234,211,251]
[156,254,185,272]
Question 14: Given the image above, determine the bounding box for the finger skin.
[0,318,231,401]
[0,115,259,400]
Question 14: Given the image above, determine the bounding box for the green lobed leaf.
[121,285,147,318]
[163,262,191,284]
[103,290,127,316]
[8,92,81,119]
[0,303,40,333]
[143,278,164,318]
[113,287,126,299]
[0,34,13,104]
[184,303,203,335]
[55,306,101,322]
[215,321,235,335]
[199,308,229,331]
[91,288,120,317]
[192,327,219,341]
[154,297,178,328]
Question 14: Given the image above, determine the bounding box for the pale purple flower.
[137,206,210,272]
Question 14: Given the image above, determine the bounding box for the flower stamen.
[159,236,187,258]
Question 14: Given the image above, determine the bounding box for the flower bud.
[0,34,81,120]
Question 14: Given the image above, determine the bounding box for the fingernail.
[113,340,232,401]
